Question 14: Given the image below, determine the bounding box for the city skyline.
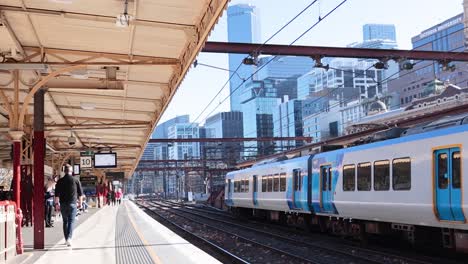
[159,0,464,125]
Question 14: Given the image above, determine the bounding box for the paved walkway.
[13,201,220,264]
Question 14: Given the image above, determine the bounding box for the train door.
[292,169,302,209]
[434,147,465,222]
[320,165,334,213]
[227,179,233,205]
[252,175,258,206]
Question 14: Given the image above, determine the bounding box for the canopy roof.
[0,0,228,177]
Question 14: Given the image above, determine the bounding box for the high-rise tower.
[227,4,261,111]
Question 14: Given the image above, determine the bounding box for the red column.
[12,140,21,213]
[33,131,44,249]
[10,131,24,255]
[33,89,45,249]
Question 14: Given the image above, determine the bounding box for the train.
[225,114,468,252]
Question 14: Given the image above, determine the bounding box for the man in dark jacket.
[54,164,83,247]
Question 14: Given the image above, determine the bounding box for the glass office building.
[256,56,314,81]
[227,4,261,111]
[363,24,396,41]
[273,99,304,148]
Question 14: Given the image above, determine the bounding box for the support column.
[9,130,24,254]
[33,89,45,249]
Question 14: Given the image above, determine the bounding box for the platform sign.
[80,156,93,168]
[80,176,97,196]
[106,172,124,181]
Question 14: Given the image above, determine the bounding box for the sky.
[158,0,464,125]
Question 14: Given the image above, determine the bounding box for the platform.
[13,201,220,264]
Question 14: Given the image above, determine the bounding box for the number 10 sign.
[80,156,93,168]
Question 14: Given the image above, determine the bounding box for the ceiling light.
[116,0,132,27]
[0,63,49,70]
[80,102,96,110]
[70,69,89,79]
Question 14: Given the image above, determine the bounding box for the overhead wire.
[199,0,350,128]
[188,0,321,129]
[243,30,468,141]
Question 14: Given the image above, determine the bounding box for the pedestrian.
[81,195,89,213]
[116,189,123,205]
[111,189,116,206]
[96,181,105,208]
[54,164,83,247]
[44,177,56,228]
[106,189,112,206]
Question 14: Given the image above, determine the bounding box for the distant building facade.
[388,13,467,107]
[227,4,261,112]
[363,24,396,41]
[273,99,304,149]
[167,123,200,160]
[257,56,314,81]
[205,111,244,163]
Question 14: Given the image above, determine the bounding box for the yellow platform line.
[124,202,163,264]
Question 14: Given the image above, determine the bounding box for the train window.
[240,180,244,193]
[293,169,300,191]
[300,170,306,191]
[321,166,328,191]
[244,179,249,193]
[393,157,411,190]
[280,173,286,192]
[268,176,273,192]
[273,174,280,192]
[374,160,390,191]
[342,164,355,191]
[262,176,267,192]
[437,153,448,189]
[234,181,238,193]
[452,152,461,189]
[357,162,371,191]
[228,179,232,193]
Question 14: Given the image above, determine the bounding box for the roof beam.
[149,137,313,143]
[0,5,195,32]
[45,79,124,90]
[203,41,468,61]
[18,46,179,66]
[62,115,150,123]
[46,121,149,129]
[47,91,162,104]
[57,105,155,114]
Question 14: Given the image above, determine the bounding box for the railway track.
[148,199,460,264]
[142,200,385,264]
[139,200,313,264]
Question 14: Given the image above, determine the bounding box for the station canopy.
[0,0,228,177]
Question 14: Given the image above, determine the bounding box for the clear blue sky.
[159,0,464,124]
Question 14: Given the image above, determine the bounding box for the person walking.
[54,164,83,247]
[111,189,116,206]
[44,177,56,227]
[106,189,112,206]
[115,189,122,205]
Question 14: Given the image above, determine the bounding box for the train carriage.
[225,115,468,251]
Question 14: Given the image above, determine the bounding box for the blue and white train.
[225,115,468,252]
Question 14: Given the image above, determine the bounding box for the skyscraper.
[363,24,396,41]
[227,4,261,111]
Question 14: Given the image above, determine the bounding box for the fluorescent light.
[0,63,49,70]
[70,69,89,79]
[80,102,96,110]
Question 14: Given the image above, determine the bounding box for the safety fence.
[0,201,17,263]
